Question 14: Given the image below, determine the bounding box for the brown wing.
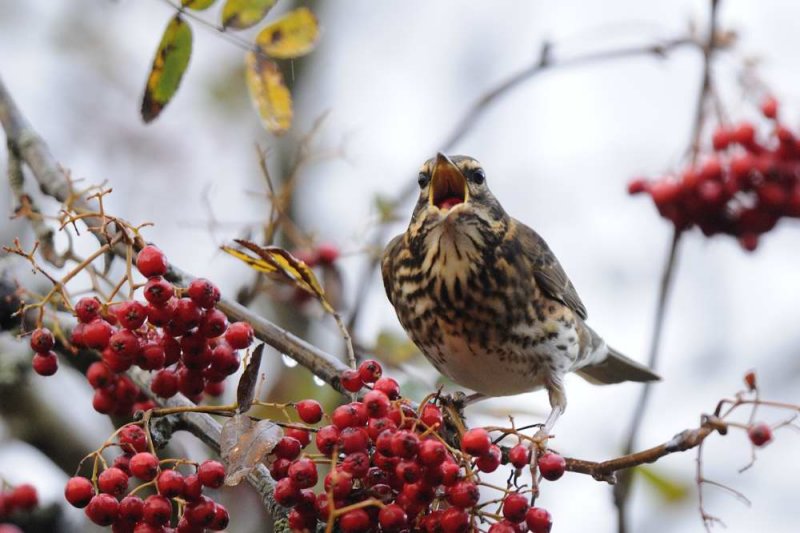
[514,219,588,320]
[380,234,404,306]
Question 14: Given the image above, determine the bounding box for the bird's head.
[411,153,506,229]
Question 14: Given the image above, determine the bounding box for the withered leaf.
[243,51,292,134]
[255,7,319,59]
[141,15,193,123]
[221,0,277,30]
[237,343,264,413]
[220,414,283,486]
[181,0,216,10]
[222,239,333,312]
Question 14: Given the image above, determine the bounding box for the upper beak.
[430,153,468,210]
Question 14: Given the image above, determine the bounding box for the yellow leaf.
[222,240,333,312]
[221,0,277,30]
[244,51,292,134]
[255,7,319,59]
[141,15,192,123]
[181,0,216,10]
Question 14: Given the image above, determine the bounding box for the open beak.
[429,153,468,211]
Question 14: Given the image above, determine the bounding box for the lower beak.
[430,153,468,210]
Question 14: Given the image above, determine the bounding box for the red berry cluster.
[31,245,255,417]
[629,97,800,250]
[64,424,228,532]
[0,484,38,525]
[268,360,559,532]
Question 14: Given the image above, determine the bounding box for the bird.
[381,153,659,434]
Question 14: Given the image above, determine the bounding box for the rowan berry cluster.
[0,483,38,529]
[629,97,800,250]
[28,245,254,417]
[64,424,228,532]
[270,359,560,532]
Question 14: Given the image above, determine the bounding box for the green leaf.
[636,466,691,503]
[221,0,277,30]
[141,15,192,123]
[255,7,319,59]
[181,0,216,10]
[242,52,293,134]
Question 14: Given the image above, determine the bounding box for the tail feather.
[576,346,660,385]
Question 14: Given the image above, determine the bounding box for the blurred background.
[1,0,799,531]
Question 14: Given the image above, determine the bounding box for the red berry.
[118,494,144,524]
[109,329,140,359]
[7,483,37,511]
[92,387,117,414]
[182,474,203,502]
[711,127,732,150]
[174,297,202,330]
[363,389,391,418]
[114,300,147,330]
[379,503,408,532]
[324,469,354,499]
[420,403,443,429]
[733,122,756,145]
[489,522,519,533]
[441,506,470,532]
[340,369,364,392]
[83,319,113,349]
[476,444,502,473]
[509,444,531,469]
[136,245,168,278]
[648,180,682,207]
[119,425,148,453]
[274,436,303,460]
[357,359,382,383]
[367,417,397,441]
[332,403,365,429]
[761,96,778,119]
[373,377,400,399]
[316,243,340,265]
[315,425,340,455]
[157,469,185,498]
[341,451,370,479]
[627,178,648,195]
[86,361,113,389]
[75,297,102,323]
[288,507,317,531]
[184,496,215,526]
[739,233,759,252]
[395,459,421,483]
[503,493,530,523]
[145,297,176,326]
[200,308,228,338]
[85,493,119,526]
[198,460,225,488]
[32,351,58,376]
[461,427,491,456]
[339,508,371,533]
[97,467,128,497]
[447,480,479,508]
[391,430,420,459]
[538,452,566,481]
[296,399,323,424]
[288,458,318,489]
[439,460,461,486]
[224,321,254,349]
[143,494,172,526]
[187,278,221,309]
[29,327,55,352]
[339,426,370,454]
[209,342,239,375]
[748,422,772,446]
[143,277,175,306]
[150,369,179,398]
[129,452,159,481]
[209,503,230,530]
[284,427,311,447]
[273,477,300,506]
[526,507,553,533]
[65,476,95,508]
[418,438,446,466]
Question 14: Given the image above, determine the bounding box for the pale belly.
[421,316,581,397]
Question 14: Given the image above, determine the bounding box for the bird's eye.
[470,168,486,184]
[418,172,430,188]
